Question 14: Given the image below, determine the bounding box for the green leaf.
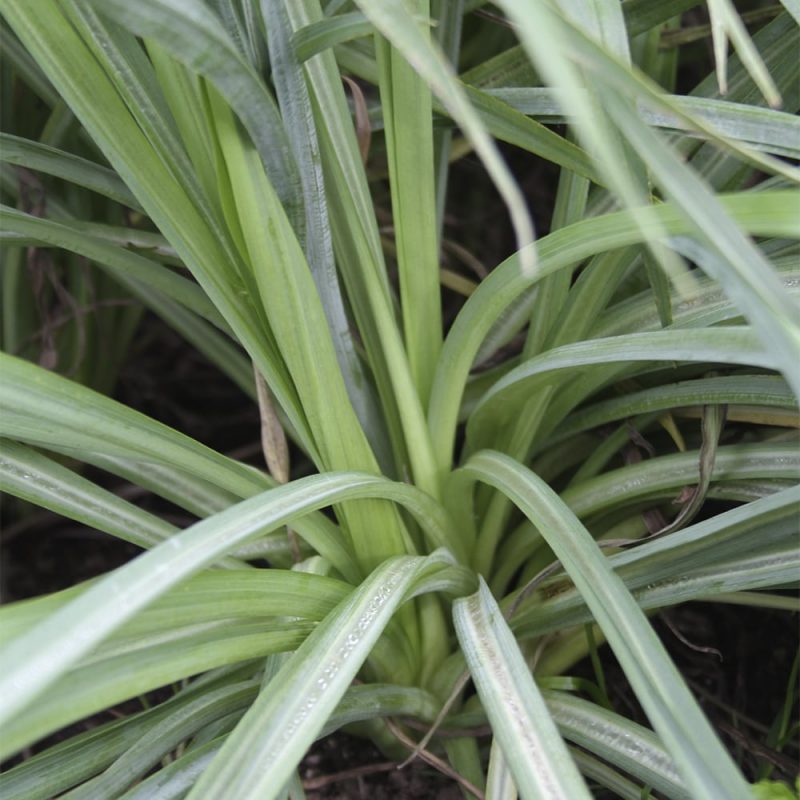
[288,0,440,496]
[750,779,799,800]
[427,190,798,479]
[544,691,689,800]
[0,678,257,800]
[376,3,443,404]
[204,84,410,569]
[0,439,180,553]
[0,205,226,329]
[453,579,592,799]
[56,681,259,800]
[0,353,352,572]
[187,550,463,799]
[706,0,781,106]
[84,0,302,224]
[780,0,800,25]
[354,0,536,276]
[547,375,796,446]
[448,451,754,799]
[265,0,390,470]
[1,621,309,758]
[293,11,372,60]
[487,90,800,158]
[0,133,141,209]
[510,484,800,636]
[1,0,317,457]
[0,440,465,730]
[623,0,701,37]
[467,327,778,450]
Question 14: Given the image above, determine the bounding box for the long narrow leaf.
[448,451,753,798]
[84,0,302,224]
[427,191,798,476]
[375,3,442,403]
[467,327,778,449]
[0,462,466,727]
[0,133,141,209]
[265,0,390,469]
[187,550,460,799]
[354,0,535,275]
[453,579,592,799]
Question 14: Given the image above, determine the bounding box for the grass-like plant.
[1,1,798,797]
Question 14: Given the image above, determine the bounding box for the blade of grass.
[601,92,800,398]
[288,0,440,496]
[707,0,781,106]
[1,569,350,649]
[354,0,536,277]
[544,691,689,800]
[375,2,442,404]
[485,90,800,157]
[265,0,391,468]
[0,206,226,328]
[509,483,800,633]
[431,0,464,241]
[0,352,356,578]
[546,375,796,445]
[84,0,302,226]
[293,11,372,60]
[0,679,257,800]
[0,133,141,209]
[0,439,181,552]
[0,620,312,759]
[467,327,778,449]
[1,0,318,457]
[623,0,701,37]
[204,83,411,570]
[56,681,260,800]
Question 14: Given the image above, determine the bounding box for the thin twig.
[398,670,471,768]
[661,612,723,661]
[386,719,485,800]
[302,760,396,790]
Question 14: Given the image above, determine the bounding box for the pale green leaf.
[453,579,592,800]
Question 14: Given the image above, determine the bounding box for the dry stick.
[302,761,397,790]
[660,612,723,660]
[342,75,372,166]
[254,367,290,483]
[398,670,472,769]
[253,366,299,561]
[386,718,486,800]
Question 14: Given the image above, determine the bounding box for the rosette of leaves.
[1,1,798,798]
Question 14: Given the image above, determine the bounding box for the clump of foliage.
[1,1,798,798]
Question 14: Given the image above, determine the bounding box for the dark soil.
[301,735,462,800]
